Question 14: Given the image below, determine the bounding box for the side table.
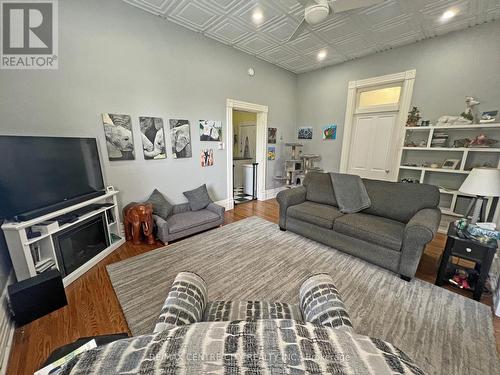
[435,222,497,301]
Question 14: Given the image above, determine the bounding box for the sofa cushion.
[183,184,212,211]
[333,213,404,251]
[288,202,343,229]
[303,172,337,207]
[203,301,303,322]
[146,189,173,220]
[167,210,220,234]
[362,179,440,223]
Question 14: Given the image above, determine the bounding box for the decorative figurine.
[469,134,498,148]
[450,269,471,290]
[479,110,497,123]
[461,96,480,123]
[436,115,472,126]
[123,202,155,245]
[406,106,421,127]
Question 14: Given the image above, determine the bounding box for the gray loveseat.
[154,202,224,244]
[277,172,441,280]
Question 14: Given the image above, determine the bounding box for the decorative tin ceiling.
[124,0,500,73]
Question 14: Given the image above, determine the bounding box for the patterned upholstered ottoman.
[60,272,424,374]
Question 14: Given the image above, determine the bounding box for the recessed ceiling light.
[252,9,264,24]
[317,50,327,61]
[441,10,456,21]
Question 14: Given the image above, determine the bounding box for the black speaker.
[8,269,67,326]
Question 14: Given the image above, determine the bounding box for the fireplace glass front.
[53,214,109,277]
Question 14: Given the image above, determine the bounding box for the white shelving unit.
[398,123,500,232]
[1,191,124,287]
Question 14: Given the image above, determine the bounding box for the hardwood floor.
[6,199,499,374]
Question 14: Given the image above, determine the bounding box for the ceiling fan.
[288,0,386,42]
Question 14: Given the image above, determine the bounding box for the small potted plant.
[406,106,421,127]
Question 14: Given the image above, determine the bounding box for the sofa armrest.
[206,203,225,218]
[276,186,307,229]
[153,214,170,243]
[153,272,208,333]
[172,203,191,214]
[399,208,441,278]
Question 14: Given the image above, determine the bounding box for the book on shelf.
[35,258,55,273]
[431,133,449,147]
[30,243,41,263]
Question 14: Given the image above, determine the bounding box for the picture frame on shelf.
[441,159,460,170]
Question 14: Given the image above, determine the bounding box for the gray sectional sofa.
[277,172,441,280]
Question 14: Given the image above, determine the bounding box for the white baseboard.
[221,187,284,212]
[259,187,287,201]
[0,272,15,375]
[214,199,232,211]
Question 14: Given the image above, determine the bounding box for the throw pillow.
[146,189,173,220]
[183,184,212,211]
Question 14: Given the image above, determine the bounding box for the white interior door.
[347,113,398,180]
[239,124,256,159]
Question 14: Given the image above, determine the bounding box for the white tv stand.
[1,191,125,287]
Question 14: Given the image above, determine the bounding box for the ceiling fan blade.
[288,19,308,42]
[330,0,385,13]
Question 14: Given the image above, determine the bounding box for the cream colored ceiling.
[123,0,500,73]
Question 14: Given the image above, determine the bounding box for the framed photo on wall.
[322,124,337,140]
[298,127,313,140]
[268,127,277,144]
[199,120,222,142]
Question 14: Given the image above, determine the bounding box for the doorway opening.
[226,99,268,210]
[233,110,257,205]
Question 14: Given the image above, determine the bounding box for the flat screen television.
[0,136,105,221]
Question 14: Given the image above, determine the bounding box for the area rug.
[107,216,499,374]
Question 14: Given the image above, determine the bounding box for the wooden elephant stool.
[123,202,155,245]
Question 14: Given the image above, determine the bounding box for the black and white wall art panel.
[199,120,222,142]
[102,113,135,161]
[169,119,192,159]
[140,117,166,160]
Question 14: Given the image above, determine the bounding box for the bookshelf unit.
[398,123,500,232]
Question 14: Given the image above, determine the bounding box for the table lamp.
[459,168,500,224]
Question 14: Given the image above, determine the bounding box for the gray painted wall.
[0,0,297,289]
[296,21,500,172]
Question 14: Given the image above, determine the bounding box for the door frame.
[226,99,268,210]
[339,69,416,181]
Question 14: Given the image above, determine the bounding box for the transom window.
[356,85,402,113]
